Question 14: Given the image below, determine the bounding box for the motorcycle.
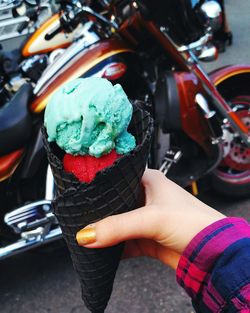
[0,0,230,95]
[0,0,52,45]
[0,0,88,93]
[1,0,250,261]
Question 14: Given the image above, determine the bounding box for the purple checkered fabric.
[177,217,250,312]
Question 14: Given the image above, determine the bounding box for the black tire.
[211,172,250,198]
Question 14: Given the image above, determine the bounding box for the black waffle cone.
[42,105,154,313]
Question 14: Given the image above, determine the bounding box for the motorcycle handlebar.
[17,19,30,33]
[46,1,117,41]
[44,6,86,40]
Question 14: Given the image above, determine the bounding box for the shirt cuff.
[176,217,249,300]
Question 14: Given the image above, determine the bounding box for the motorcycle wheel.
[212,95,250,197]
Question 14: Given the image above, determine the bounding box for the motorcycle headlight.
[200,1,223,32]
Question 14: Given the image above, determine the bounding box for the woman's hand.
[76,169,225,269]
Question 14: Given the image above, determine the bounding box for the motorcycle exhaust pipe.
[0,227,62,260]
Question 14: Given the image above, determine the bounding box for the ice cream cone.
[42,104,154,312]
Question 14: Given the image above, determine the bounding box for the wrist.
[172,206,225,254]
[181,210,225,252]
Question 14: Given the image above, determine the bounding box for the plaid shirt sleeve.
[176,217,250,312]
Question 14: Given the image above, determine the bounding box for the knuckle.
[96,215,121,243]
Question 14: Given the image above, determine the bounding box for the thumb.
[76,205,160,248]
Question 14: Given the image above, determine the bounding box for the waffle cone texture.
[42,104,154,313]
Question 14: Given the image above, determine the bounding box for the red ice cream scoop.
[63,149,119,183]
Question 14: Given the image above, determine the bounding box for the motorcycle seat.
[0,149,24,182]
[0,84,33,156]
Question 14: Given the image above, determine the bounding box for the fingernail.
[76,224,96,246]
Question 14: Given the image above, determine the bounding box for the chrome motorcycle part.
[8,75,28,92]
[21,54,48,72]
[21,227,46,241]
[45,165,54,201]
[21,54,48,82]
[0,226,62,260]
[200,1,223,32]
[0,0,52,42]
[195,93,223,142]
[48,48,66,64]
[212,97,250,197]
[158,25,250,145]
[34,21,100,94]
[195,93,215,118]
[159,148,182,175]
[222,107,250,171]
[0,148,59,260]
[98,0,113,7]
[197,44,218,62]
[4,200,56,234]
[15,3,26,16]
[187,50,250,146]
[177,32,212,52]
[221,126,234,157]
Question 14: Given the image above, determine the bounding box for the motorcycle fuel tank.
[22,13,79,57]
[30,38,134,114]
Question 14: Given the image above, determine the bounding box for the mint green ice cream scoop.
[44,78,136,157]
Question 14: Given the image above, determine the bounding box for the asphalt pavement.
[1,0,250,312]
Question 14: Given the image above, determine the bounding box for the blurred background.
[0,0,56,50]
[0,0,250,312]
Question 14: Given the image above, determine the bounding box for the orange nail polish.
[76,224,96,246]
